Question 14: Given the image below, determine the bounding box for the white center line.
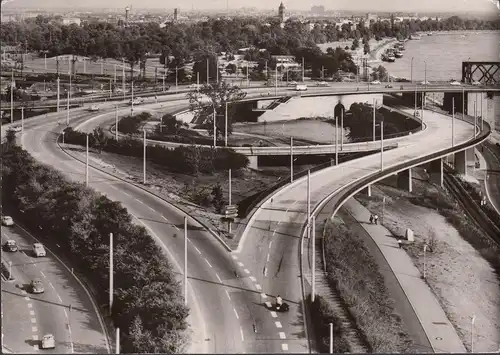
[249,276,256,282]
[27,303,33,309]
[266,253,270,262]
[134,198,144,204]
[64,309,68,318]
[40,271,46,278]
[281,344,289,351]
[240,327,245,342]
[237,262,244,267]
[270,311,278,318]
[279,332,286,339]
[255,284,262,291]
[233,309,240,320]
[148,206,156,212]
[30,318,37,324]
[265,301,272,308]
[49,282,55,289]
[215,273,222,282]
[29,310,35,316]
[204,259,212,268]
[231,255,238,260]
[225,290,231,300]
[161,216,169,222]
[243,269,250,274]
[193,245,202,255]
[24,296,30,301]
[122,192,131,197]
[269,241,273,248]
[275,321,283,328]
[32,326,38,332]
[57,294,62,302]
[32,335,39,341]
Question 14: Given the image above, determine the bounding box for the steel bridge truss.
[462,61,500,85]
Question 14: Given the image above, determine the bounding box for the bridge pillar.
[454,150,466,175]
[361,185,372,197]
[428,158,443,187]
[248,156,259,170]
[396,168,412,192]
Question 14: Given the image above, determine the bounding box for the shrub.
[118,112,152,134]
[1,142,188,353]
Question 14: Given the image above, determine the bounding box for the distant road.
[482,141,500,214]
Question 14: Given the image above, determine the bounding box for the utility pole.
[329,323,333,353]
[246,62,249,87]
[114,64,117,85]
[213,107,217,148]
[275,67,278,96]
[184,216,188,305]
[290,137,294,182]
[380,120,384,170]
[175,67,178,93]
[335,116,338,165]
[66,90,70,125]
[109,233,114,315]
[373,99,376,141]
[115,105,119,141]
[85,134,89,186]
[452,97,455,147]
[462,87,465,117]
[162,74,165,92]
[302,57,304,82]
[44,53,47,70]
[206,57,209,84]
[216,57,219,84]
[307,170,311,239]
[414,85,417,114]
[311,214,316,302]
[474,101,477,138]
[21,107,24,143]
[10,70,14,123]
[143,129,147,184]
[225,102,228,147]
[340,109,344,150]
[228,169,232,233]
[115,328,120,354]
[130,82,134,116]
[122,62,125,100]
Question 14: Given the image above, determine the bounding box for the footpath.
[341,198,467,353]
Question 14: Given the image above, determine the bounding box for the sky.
[2,0,499,13]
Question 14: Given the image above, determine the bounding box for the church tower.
[278,2,285,23]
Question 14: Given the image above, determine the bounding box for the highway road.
[482,140,500,214]
[17,105,303,352]
[1,222,109,353]
[238,109,476,353]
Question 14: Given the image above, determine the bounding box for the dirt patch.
[356,173,500,352]
[80,147,288,239]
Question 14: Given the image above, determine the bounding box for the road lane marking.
[27,303,33,308]
[269,241,273,248]
[264,267,268,277]
[270,311,278,318]
[49,282,55,289]
[275,321,283,328]
[147,206,156,212]
[249,276,256,282]
[267,253,270,262]
[122,192,131,197]
[265,301,272,308]
[57,294,62,302]
[244,269,250,274]
[204,259,212,268]
[33,345,39,350]
[255,284,262,291]
[279,332,286,339]
[29,310,35,316]
[30,318,36,324]
[193,246,201,255]
[32,326,38,332]
[240,327,245,342]
[24,297,30,301]
[134,198,144,204]
[233,309,240,320]
[215,273,222,282]
[161,216,169,222]
[261,293,267,299]
[231,255,238,260]
[225,290,231,300]
[64,309,68,318]
[32,335,38,341]
[21,290,27,295]
[282,344,289,351]
[40,271,46,278]
[237,262,244,267]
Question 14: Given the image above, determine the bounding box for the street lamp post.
[340,109,344,150]
[143,129,147,184]
[312,214,316,302]
[115,105,119,141]
[275,67,278,96]
[62,131,65,144]
[423,244,428,279]
[380,120,384,171]
[184,216,188,305]
[213,106,217,148]
[307,170,311,240]
[452,97,455,147]
[21,107,24,141]
[329,322,334,353]
[66,90,70,125]
[175,67,178,93]
[85,134,89,187]
[10,71,14,123]
[109,232,114,315]
[373,98,376,141]
[228,169,232,233]
[115,328,120,354]
[335,116,338,165]
[130,82,134,116]
[225,102,229,147]
[162,74,165,92]
[206,58,209,84]
[471,314,476,353]
[474,101,477,138]
[8,261,12,280]
[302,57,305,82]
[56,77,60,113]
[122,62,125,100]
[290,137,294,182]
[414,85,418,114]
[114,64,117,85]
[410,57,414,82]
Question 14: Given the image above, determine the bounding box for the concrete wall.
[466,92,498,132]
[257,93,384,123]
[256,99,275,109]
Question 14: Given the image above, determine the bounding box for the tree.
[363,42,371,55]
[90,127,108,154]
[351,38,359,50]
[225,63,237,74]
[371,65,388,82]
[157,114,187,135]
[187,81,246,138]
[211,183,225,213]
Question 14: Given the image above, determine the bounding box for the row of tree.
[1,132,188,352]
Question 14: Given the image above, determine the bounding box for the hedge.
[63,127,249,175]
[117,112,152,135]
[1,139,189,353]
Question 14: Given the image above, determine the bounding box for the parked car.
[371,80,381,85]
[449,80,461,86]
[295,84,308,91]
[316,81,329,87]
[32,243,46,257]
[128,97,144,105]
[29,278,45,294]
[1,216,14,226]
[41,334,55,349]
[471,81,481,86]
[414,111,420,118]
[420,80,431,85]
[3,240,18,252]
[384,84,393,88]
[88,104,99,112]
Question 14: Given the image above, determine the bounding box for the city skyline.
[2,0,499,13]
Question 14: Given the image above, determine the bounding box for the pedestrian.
[374,214,379,225]
[369,215,374,224]
[397,239,402,248]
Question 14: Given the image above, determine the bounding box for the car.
[450,80,461,86]
[420,80,431,85]
[414,111,420,117]
[41,334,55,349]
[371,80,381,85]
[471,81,481,86]
[3,240,18,252]
[316,81,329,86]
[295,84,308,91]
[29,278,44,294]
[1,216,14,226]
[287,81,298,86]
[32,243,46,257]
[88,104,99,112]
[384,84,393,88]
[187,84,201,90]
[128,97,144,105]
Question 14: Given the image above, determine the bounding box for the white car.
[41,334,55,349]
[317,81,329,86]
[420,80,431,85]
[32,243,46,257]
[371,80,381,85]
[187,84,201,90]
[450,80,461,86]
[1,216,14,226]
[128,98,144,105]
[471,81,481,86]
[287,81,298,86]
[88,104,99,112]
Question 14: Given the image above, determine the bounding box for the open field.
[356,169,500,353]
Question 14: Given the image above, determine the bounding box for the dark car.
[29,278,45,294]
[3,240,18,252]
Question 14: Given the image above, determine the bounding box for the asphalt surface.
[482,140,500,214]
[238,109,475,353]
[1,223,109,354]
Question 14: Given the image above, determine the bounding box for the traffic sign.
[224,205,238,218]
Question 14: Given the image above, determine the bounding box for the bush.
[63,127,249,175]
[118,112,152,135]
[1,141,188,353]
[324,221,410,352]
[307,294,350,353]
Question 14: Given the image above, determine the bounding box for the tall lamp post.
[143,129,147,184]
[109,233,114,315]
[471,314,476,353]
[380,120,384,171]
[423,243,428,279]
[85,133,89,186]
[290,137,294,182]
[410,57,414,82]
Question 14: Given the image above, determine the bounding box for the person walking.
[369,215,374,224]
[397,239,402,248]
[374,214,379,225]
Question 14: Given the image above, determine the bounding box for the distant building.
[62,18,81,26]
[366,13,378,22]
[174,8,178,21]
[278,2,285,23]
[311,5,325,14]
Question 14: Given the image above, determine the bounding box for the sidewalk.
[342,198,467,353]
